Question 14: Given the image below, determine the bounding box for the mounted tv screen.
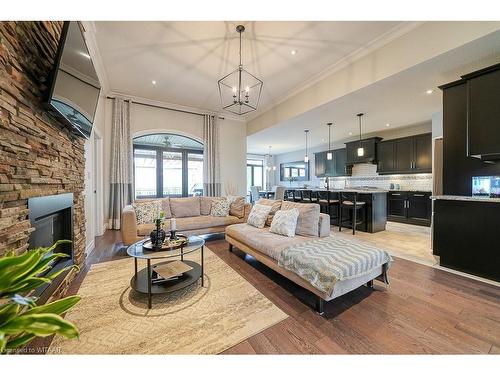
[48,22,100,139]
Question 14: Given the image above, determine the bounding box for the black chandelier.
[218,25,263,115]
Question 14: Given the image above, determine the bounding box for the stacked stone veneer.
[0,22,86,297]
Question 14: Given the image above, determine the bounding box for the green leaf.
[4,333,35,351]
[0,332,6,353]
[0,313,79,339]
[2,277,51,296]
[23,295,80,316]
[0,303,20,327]
[0,250,42,290]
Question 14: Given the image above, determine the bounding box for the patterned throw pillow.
[269,208,300,237]
[227,195,245,218]
[133,200,162,224]
[247,204,273,229]
[210,198,231,217]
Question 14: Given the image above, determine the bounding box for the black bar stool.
[293,190,302,202]
[339,192,366,235]
[301,190,314,203]
[317,191,339,220]
[284,189,294,201]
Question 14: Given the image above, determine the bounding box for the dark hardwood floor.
[36,230,500,354]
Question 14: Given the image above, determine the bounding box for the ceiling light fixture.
[266,146,276,171]
[291,49,297,55]
[357,113,365,157]
[304,129,310,163]
[349,132,353,136]
[426,89,434,95]
[218,25,263,115]
[152,80,157,85]
[386,123,390,127]
[326,122,333,160]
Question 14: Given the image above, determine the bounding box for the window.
[133,134,203,199]
[246,159,264,194]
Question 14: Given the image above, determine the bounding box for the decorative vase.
[150,218,166,249]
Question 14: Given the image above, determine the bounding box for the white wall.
[102,99,247,223]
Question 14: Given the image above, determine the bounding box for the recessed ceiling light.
[349,132,353,136]
[291,49,297,56]
[152,80,157,85]
[426,89,434,95]
[386,123,390,127]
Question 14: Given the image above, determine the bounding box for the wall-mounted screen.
[47,22,101,139]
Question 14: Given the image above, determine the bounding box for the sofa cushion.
[226,223,313,261]
[133,200,161,225]
[160,198,172,219]
[210,197,231,217]
[137,215,242,236]
[281,201,320,237]
[170,197,201,218]
[200,197,213,215]
[256,198,282,226]
[269,208,300,237]
[247,204,272,229]
[227,195,246,219]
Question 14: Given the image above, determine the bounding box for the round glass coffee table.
[127,235,205,308]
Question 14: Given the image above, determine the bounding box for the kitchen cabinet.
[465,65,500,161]
[377,133,432,174]
[345,137,382,165]
[314,148,350,177]
[387,191,431,226]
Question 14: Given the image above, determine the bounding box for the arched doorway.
[133,133,204,199]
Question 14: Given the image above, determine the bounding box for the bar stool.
[317,191,338,219]
[301,190,314,203]
[293,190,302,202]
[284,189,294,201]
[328,191,340,223]
[339,192,366,235]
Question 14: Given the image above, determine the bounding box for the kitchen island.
[286,188,388,233]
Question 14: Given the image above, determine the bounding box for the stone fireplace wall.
[0,22,86,297]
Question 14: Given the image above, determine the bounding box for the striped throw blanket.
[278,237,392,295]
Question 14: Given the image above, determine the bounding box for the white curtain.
[203,114,221,197]
[108,97,133,229]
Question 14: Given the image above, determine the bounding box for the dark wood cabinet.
[345,137,382,165]
[377,133,432,174]
[314,148,350,177]
[387,191,431,226]
[466,66,500,161]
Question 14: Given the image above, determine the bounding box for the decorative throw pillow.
[200,197,213,215]
[281,200,320,237]
[170,197,201,218]
[256,198,282,226]
[247,204,273,229]
[227,195,245,218]
[269,208,300,237]
[133,200,162,224]
[210,198,231,217]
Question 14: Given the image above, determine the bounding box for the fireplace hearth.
[28,193,74,302]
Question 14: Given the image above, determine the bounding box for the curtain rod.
[106,96,225,120]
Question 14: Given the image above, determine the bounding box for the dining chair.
[274,186,286,200]
[250,186,261,204]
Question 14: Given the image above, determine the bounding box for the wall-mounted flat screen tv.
[47,21,101,139]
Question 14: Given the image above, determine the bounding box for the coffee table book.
[153,260,193,280]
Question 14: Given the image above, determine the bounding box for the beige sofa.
[121,196,251,246]
[225,199,387,314]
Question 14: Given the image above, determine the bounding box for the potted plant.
[0,240,80,354]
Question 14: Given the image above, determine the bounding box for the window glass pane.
[163,151,183,197]
[188,153,204,196]
[246,166,252,194]
[253,166,263,188]
[247,159,263,166]
[134,149,157,199]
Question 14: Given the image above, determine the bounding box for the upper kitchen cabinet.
[345,137,382,165]
[377,133,432,174]
[465,64,500,161]
[314,148,350,177]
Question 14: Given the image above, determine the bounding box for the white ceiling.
[247,29,500,154]
[94,21,402,113]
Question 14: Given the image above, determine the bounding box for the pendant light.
[357,113,365,157]
[326,122,333,160]
[304,129,310,163]
[266,145,276,171]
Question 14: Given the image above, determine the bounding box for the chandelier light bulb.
[232,87,237,93]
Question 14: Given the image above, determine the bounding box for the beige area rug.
[50,248,287,354]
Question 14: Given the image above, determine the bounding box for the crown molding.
[80,21,110,94]
[246,21,425,122]
[107,91,246,123]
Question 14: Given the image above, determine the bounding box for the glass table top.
[126,235,205,260]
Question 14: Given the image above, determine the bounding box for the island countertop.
[288,188,389,194]
[431,195,500,203]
